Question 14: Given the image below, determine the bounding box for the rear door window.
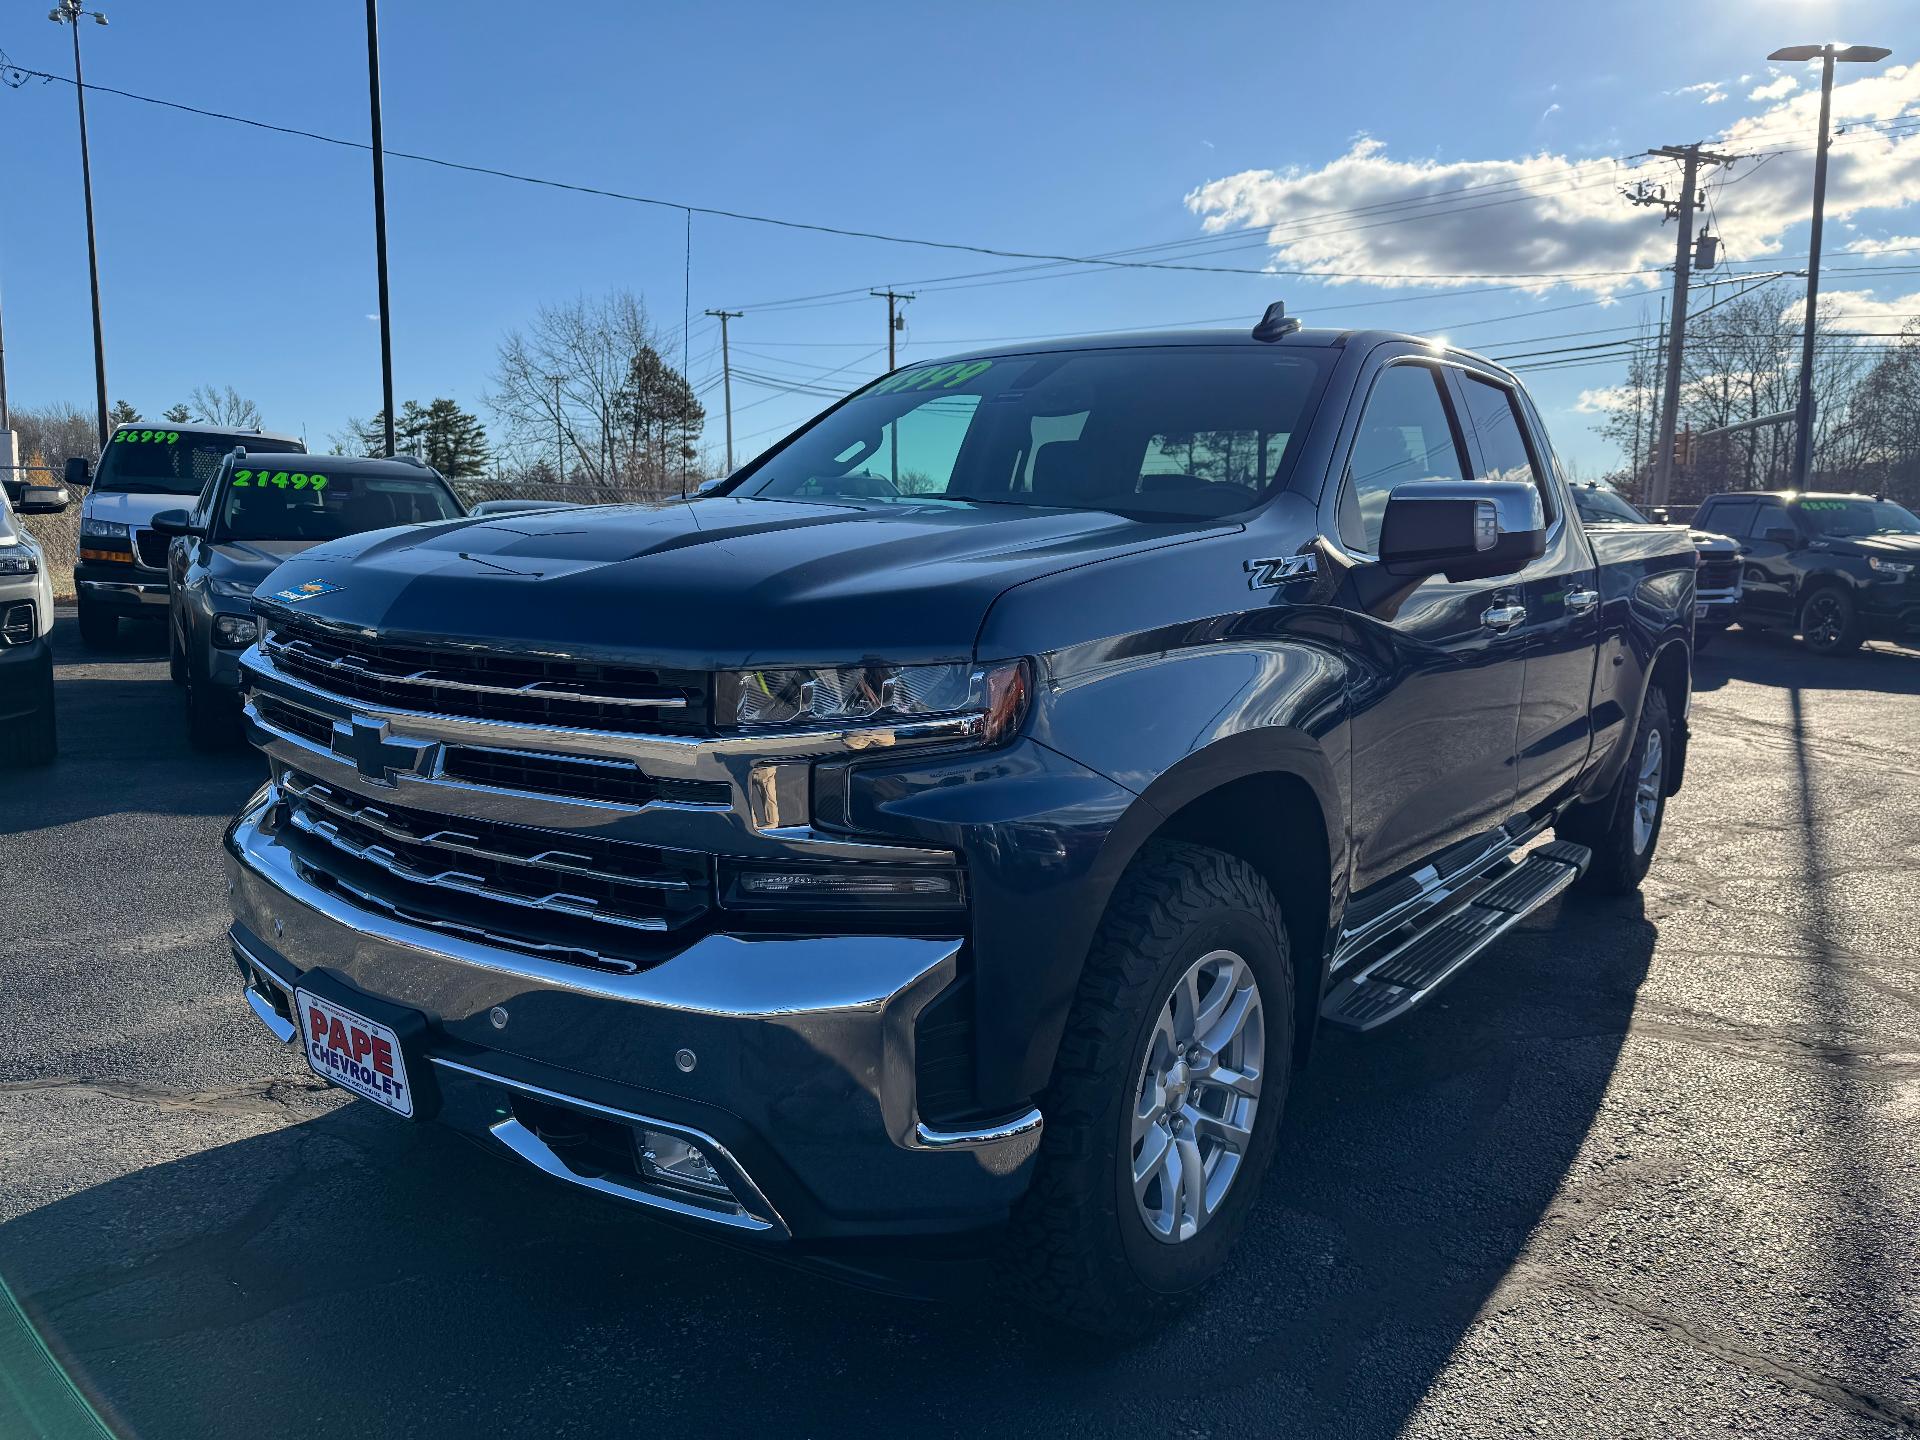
[1459,374,1554,522]
[1698,499,1757,538]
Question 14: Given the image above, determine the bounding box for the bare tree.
[188,384,262,428]
[487,290,703,502]
[8,402,97,474]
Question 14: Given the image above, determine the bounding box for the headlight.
[213,614,260,649]
[210,575,259,600]
[80,517,129,541]
[717,659,1029,743]
[0,552,36,576]
[1867,555,1914,577]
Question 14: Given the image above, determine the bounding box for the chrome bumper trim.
[430,1056,788,1237]
[234,932,298,1043]
[77,579,166,604]
[912,1108,1044,1151]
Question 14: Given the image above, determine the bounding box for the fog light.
[638,1130,730,1197]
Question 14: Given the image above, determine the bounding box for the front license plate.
[295,988,415,1118]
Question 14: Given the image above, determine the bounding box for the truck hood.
[1686,528,1740,556]
[83,491,195,529]
[1815,533,1920,560]
[253,497,1233,669]
[211,539,321,589]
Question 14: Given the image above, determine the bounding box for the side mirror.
[1651,506,1671,524]
[63,456,92,487]
[694,476,728,498]
[150,508,200,537]
[1762,526,1797,545]
[1379,480,1546,583]
[17,485,71,515]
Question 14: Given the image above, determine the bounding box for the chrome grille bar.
[280,772,691,892]
[263,633,688,710]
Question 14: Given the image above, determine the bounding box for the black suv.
[223,322,1695,1332]
[1692,490,1920,654]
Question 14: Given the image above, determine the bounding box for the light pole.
[366,0,396,458]
[48,1,111,450]
[1768,41,1890,488]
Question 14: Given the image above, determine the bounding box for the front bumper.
[1694,584,1741,627]
[0,635,53,721]
[1860,591,1920,640]
[225,791,1042,1243]
[74,561,167,613]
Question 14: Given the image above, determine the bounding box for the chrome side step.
[1321,839,1590,1032]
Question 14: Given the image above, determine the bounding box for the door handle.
[1565,588,1599,615]
[1481,603,1527,632]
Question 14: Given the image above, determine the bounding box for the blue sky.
[2,0,1916,473]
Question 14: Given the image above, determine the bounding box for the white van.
[67,422,303,647]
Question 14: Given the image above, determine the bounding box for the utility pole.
[704,309,742,471]
[871,289,914,370]
[551,375,564,488]
[50,0,110,449]
[1768,42,1890,488]
[1626,144,1737,507]
[366,0,396,458]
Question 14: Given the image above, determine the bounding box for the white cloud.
[1749,73,1797,102]
[1781,287,1920,331]
[1575,384,1645,414]
[1182,64,1920,296]
[1540,102,1562,122]
[1844,234,1920,256]
[1675,81,1725,103]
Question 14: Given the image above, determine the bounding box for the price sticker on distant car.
[295,988,415,1117]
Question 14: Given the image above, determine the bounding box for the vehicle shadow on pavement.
[1693,627,1920,695]
[0,896,1657,1438]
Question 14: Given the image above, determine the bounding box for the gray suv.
[155,452,464,747]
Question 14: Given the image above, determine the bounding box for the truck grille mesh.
[278,769,711,968]
[261,616,711,734]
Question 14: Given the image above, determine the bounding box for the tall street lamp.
[48,0,111,450]
[1769,41,1891,488]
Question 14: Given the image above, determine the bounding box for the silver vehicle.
[154,452,465,748]
[0,476,72,765]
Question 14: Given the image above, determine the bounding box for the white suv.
[0,476,70,765]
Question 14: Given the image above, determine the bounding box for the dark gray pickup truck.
[223,317,1695,1332]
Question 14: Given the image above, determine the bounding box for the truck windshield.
[731,346,1334,520]
[215,468,463,542]
[1796,497,1920,537]
[92,429,305,496]
[1571,486,1646,525]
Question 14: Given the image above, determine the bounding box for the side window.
[1701,499,1756,539]
[1751,500,1792,540]
[1338,364,1469,552]
[1459,374,1553,522]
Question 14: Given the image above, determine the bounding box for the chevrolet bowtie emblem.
[329,716,437,786]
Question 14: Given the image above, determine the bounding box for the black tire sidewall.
[1799,586,1858,654]
[1107,902,1293,1297]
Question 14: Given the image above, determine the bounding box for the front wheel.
[1561,687,1671,895]
[185,667,241,751]
[1798,586,1862,656]
[1004,841,1293,1335]
[168,614,188,685]
[0,653,57,767]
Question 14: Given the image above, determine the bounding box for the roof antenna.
[1252,301,1301,343]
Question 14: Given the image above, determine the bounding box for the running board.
[1321,840,1590,1032]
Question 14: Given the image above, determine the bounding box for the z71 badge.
[274,578,343,603]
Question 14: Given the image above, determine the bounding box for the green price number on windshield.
[116,430,180,444]
[1801,500,1848,510]
[232,469,328,491]
[869,360,995,396]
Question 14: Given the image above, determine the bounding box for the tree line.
[8,287,706,504]
[1596,280,1920,508]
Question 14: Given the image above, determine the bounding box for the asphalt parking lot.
[3,615,1918,1438]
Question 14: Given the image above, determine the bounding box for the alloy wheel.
[1631,727,1664,855]
[1130,948,1265,1244]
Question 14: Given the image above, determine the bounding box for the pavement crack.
[0,1075,332,1119]
[1505,1263,1920,1433]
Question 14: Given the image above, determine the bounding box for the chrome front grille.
[133,529,170,570]
[1697,558,1740,590]
[261,617,711,734]
[439,745,729,808]
[278,769,711,969]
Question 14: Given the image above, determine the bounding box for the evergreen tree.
[162,403,193,424]
[107,400,141,428]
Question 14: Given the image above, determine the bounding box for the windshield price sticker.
[870,359,995,395]
[234,469,328,490]
[115,430,180,444]
[1801,500,1849,510]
